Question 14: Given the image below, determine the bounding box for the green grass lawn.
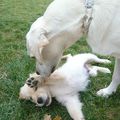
[0,0,120,120]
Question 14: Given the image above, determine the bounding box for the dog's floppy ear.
[26,17,49,58]
[38,31,49,54]
[26,23,49,62]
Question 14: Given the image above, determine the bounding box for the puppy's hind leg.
[85,54,111,64]
[63,95,85,120]
[88,65,111,77]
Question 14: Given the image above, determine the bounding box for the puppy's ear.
[19,84,34,100]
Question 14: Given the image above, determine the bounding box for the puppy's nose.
[37,97,44,104]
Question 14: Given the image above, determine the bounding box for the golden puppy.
[20,53,111,120]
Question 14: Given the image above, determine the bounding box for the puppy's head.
[19,73,52,107]
[19,84,52,107]
[31,86,52,107]
[31,71,65,107]
[19,73,42,99]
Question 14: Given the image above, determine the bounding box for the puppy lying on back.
[19,53,111,120]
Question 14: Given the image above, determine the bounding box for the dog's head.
[26,17,64,77]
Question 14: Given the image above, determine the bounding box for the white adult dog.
[19,53,111,120]
[26,0,120,97]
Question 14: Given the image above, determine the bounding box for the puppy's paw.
[101,59,111,64]
[26,77,38,88]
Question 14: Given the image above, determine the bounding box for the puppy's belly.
[50,77,89,98]
[72,78,90,92]
[66,74,90,92]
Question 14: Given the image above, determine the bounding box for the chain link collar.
[85,0,94,9]
[82,0,94,35]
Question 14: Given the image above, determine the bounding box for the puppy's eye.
[36,71,40,75]
[31,77,34,80]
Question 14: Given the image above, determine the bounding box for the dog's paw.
[26,77,38,88]
[97,87,115,97]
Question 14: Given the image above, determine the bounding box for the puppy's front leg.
[26,73,44,88]
[64,95,85,120]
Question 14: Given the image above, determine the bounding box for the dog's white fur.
[26,0,120,97]
[20,53,111,120]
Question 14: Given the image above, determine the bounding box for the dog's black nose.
[51,66,55,73]
[37,97,44,104]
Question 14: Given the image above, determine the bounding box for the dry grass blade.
[44,114,52,120]
[53,115,62,120]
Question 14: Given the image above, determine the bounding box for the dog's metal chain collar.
[82,0,94,35]
[85,0,94,9]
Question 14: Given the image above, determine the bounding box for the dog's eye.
[51,66,55,73]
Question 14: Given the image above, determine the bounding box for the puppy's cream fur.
[20,53,110,120]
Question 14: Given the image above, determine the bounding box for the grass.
[0,0,120,120]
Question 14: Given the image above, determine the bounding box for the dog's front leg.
[97,58,120,97]
[63,95,85,120]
